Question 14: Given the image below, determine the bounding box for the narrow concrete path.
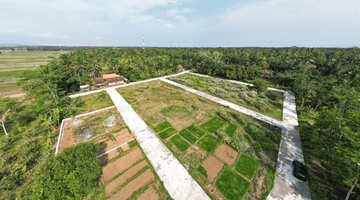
[161,78,287,129]
[267,91,311,200]
[106,88,210,200]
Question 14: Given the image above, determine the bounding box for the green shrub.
[159,127,177,139]
[32,142,101,200]
[239,92,250,101]
[197,135,219,153]
[170,135,191,151]
[186,125,206,138]
[247,90,258,98]
[215,130,228,142]
[235,154,259,180]
[266,90,283,101]
[216,167,250,200]
[179,129,198,144]
[191,104,199,110]
[253,78,269,93]
[201,117,227,133]
[198,166,208,178]
[153,121,172,133]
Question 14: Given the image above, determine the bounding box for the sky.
[0,0,359,47]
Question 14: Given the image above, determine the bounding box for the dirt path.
[109,169,154,200]
[105,160,148,195]
[100,148,143,183]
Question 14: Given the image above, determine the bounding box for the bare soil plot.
[214,144,239,166]
[100,148,143,183]
[98,149,120,165]
[109,169,154,200]
[98,130,133,154]
[138,187,159,200]
[121,143,130,151]
[58,107,126,152]
[105,160,148,195]
[202,156,224,182]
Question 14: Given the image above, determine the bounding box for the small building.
[106,76,125,86]
[93,78,106,88]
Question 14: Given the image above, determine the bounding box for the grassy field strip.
[189,72,286,93]
[106,88,210,200]
[55,106,116,155]
[161,78,287,129]
[69,70,191,98]
[97,138,135,158]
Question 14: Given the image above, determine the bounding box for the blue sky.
[0,0,359,47]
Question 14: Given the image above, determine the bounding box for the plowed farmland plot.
[116,80,283,199]
[168,73,284,120]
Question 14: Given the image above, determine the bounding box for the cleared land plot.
[235,155,260,180]
[158,127,177,139]
[202,156,224,182]
[179,129,197,144]
[98,130,133,154]
[168,73,284,120]
[214,144,239,166]
[197,135,220,153]
[98,149,120,165]
[153,121,172,133]
[101,148,143,183]
[216,167,251,200]
[187,125,206,138]
[109,169,154,200]
[138,187,159,200]
[72,91,114,115]
[222,124,237,136]
[116,80,282,199]
[201,117,227,133]
[59,107,126,152]
[170,134,191,151]
[105,160,148,195]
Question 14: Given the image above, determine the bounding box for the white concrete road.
[106,88,210,200]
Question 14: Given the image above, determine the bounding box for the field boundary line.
[96,138,135,158]
[54,106,116,155]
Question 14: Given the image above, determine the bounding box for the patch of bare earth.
[214,144,239,166]
[166,116,194,132]
[202,155,224,182]
[98,149,120,165]
[109,169,154,200]
[137,187,159,200]
[105,160,148,195]
[121,143,130,152]
[101,148,143,183]
[98,130,133,155]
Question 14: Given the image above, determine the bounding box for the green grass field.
[153,121,172,133]
[197,134,220,153]
[186,125,206,138]
[179,129,198,144]
[200,117,227,133]
[222,124,237,136]
[235,155,260,180]
[216,167,251,200]
[170,135,191,151]
[159,127,177,139]
[197,166,208,178]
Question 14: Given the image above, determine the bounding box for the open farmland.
[168,73,284,120]
[116,80,282,199]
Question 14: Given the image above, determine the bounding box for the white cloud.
[167,7,193,16]
[164,24,173,28]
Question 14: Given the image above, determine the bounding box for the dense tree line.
[0,47,359,199]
